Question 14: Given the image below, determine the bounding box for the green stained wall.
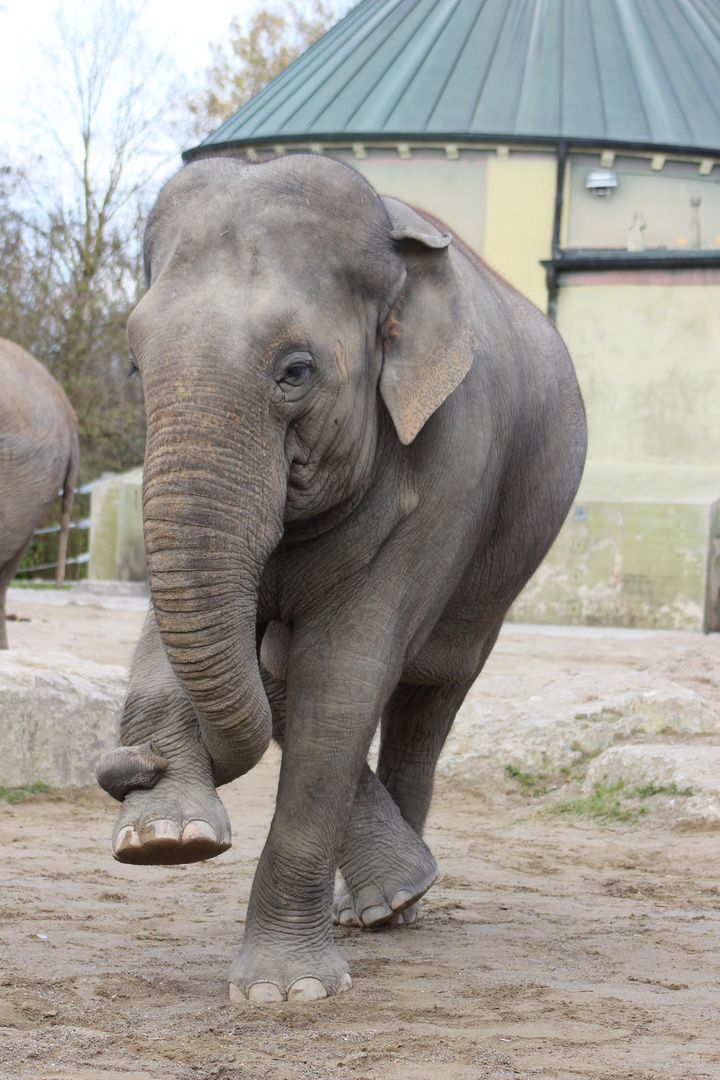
[88,469,145,582]
[509,465,720,631]
[88,475,124,582]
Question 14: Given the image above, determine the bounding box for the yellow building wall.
[557,282,720,467]
[342,150,487,255]
[482,153,556,310]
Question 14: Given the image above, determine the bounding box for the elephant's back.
[0,339,78,553]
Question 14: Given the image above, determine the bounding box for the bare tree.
[188,1,349,137]
[0,0,181,483]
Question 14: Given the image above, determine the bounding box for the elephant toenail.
[228,982,244,1003]
[337,972,353,994]
[360,904,393,926]
[114,825,141,856]
[339,908,360,927]
[181,820,217,844]
[390,890,413,911]
[287,978,327,1002]
[246,981,285,1003]
[142,820,181,846]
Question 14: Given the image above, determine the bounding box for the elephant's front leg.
[260,626,437,932]
[97,607,231,864]
[229,633,395,1003]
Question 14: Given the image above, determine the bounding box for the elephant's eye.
[280,362,312,387]
[127,349,139,379]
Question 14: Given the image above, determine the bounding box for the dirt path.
[1,593,719,1079]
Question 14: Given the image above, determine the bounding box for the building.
[182,0,720,630]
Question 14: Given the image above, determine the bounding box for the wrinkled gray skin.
[96,155,586,1004]
[0,339,79,647]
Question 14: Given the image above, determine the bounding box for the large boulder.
[583,744,720,826]
[0,651,126,788]
[439,671,720,780]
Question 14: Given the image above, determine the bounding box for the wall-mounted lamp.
[585,168,618,197]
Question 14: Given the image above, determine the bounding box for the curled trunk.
[142,372,286,785]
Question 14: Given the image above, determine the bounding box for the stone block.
[0,652,126,788]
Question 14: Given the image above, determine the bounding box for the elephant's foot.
[335,774,438,928]
[333,880,419,927]
[228,937,351,1003]
[110,774,231,865]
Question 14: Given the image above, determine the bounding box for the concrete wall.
[508,464,720,632]
[556,278,720,467]
[566,154,720,252]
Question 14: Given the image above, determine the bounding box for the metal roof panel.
[190,0,720,154]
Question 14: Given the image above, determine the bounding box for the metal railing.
[13,480,98,577]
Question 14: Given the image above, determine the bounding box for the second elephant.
[0,339,79,647]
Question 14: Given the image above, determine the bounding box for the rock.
[0,651,127,788]
[583,744,720,826]
[439,671,720,780]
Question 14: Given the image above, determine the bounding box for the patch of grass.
[0,782,54,804]
[9,580,72,589]
[559,764,583,782]
[504,763,547,798]
[553,781,647,823]
[504,763,534,785]
[632,780,694,798]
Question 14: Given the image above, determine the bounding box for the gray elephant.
[96,155,586,1003]
[0,339,79,647]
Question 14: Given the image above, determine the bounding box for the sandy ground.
[1,591,719,1080]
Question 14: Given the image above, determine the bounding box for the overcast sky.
[0,0,257,157]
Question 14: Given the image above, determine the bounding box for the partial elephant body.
[0,339,79,647]
[97,155,587,1002]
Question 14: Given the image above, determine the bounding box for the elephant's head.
[129,155,475,784]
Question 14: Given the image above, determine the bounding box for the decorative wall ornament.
[689,197,702,248]
[627,212,647,251]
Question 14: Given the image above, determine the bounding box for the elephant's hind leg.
[334,763,438,928]
[97,607,231,865]
[333,680,475,928]
[260,657,437,929]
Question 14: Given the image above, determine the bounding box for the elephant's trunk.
[141,368,286,785]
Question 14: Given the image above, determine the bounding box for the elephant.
[96,153,586,1004]
[0,338,79,647]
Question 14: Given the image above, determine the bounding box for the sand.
[1,590,719,1080]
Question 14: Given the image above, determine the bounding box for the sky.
[0,0,257,158]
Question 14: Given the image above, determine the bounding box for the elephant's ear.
[379,197,476,446]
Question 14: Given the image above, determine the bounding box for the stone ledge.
[0,652,127,788]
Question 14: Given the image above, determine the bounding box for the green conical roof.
[187,0,720,158]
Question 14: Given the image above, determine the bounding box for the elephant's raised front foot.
[109,774,231,866]
[228,937,351,1004]
[334,781,438,928]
